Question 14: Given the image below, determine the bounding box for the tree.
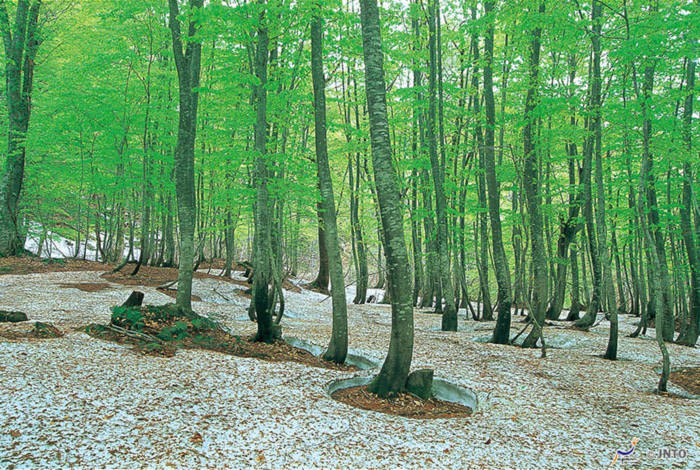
[359,0,414,397]
[678,47,699,347]
[310,3,347,364]
[0,0,41,257]
[484,0,512,344]
[521,1,547,349]
[251,0,274,343]
[426,0,457,332]
[168,0,203,313]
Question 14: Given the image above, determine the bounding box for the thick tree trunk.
[168,0,203,313]
[360,0,414,397]
[251,5,274,343]
[0,0,41,257]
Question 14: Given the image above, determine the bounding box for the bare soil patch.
[0,322,64,340]
[332,385,473,419]
[59,282,112,292]
[0,256,109,276]
[156,287,202,302]
[84,303,355,371]
[669,367,700,396]
[102,264,250,289]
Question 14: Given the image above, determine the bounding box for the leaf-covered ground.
[0,266,698,468]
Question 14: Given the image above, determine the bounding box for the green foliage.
[157,321,190,342]
[110,306,145,331]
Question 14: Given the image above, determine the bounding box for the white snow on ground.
[23,222,139,261]
[0,269,699,468]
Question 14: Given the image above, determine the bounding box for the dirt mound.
[331,385,473,419]
[85,303,354,370]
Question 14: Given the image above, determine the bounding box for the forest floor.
[0,260,698,468]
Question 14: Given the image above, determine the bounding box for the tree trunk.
[251,4,274,342]
[484,0,512,344]
[426,0,457,331]
[310,201,330,293]
[521,1,547,349]
[360,0,414,397]
[678,55,699,346]
[168,0,203,313]
[0,0,41,257]
[639,64,670,391]
[311,9,348,364]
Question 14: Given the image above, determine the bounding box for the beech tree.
[359,0,415,397]
[168,0,203,313]
[310,2,347,363]
[0,0,41,256]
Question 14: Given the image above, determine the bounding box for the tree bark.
[311,9,348,363]
[0,0,41,257]
[168,0,203,313]
[427,0,457,331]
[521,1,547,348]
[484,0,512,344]
[360,0,414,397]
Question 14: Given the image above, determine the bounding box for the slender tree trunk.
[310,202,330,293]
[678,55,699,346]
[484,1,512,343]
[426,0,457,331]
[639,64,670,391]
[311,9,348,363]
[521,2,547,348]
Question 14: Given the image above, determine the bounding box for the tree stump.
[405,368,434,400]
[121,291,145,308]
